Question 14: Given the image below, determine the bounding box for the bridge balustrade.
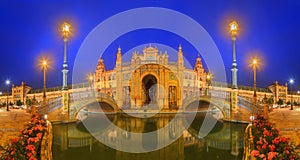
[237,96,262,114]
[37,97,62,115]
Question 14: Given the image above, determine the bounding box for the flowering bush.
[251,114,300,160]
[0,114,47,160]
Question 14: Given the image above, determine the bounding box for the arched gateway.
[129,64,181,110]
[141,74,157,105]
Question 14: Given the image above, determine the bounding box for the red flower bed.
[0,114,47,160]
[251,114,300,160]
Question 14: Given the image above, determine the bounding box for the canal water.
[52,113,247,160]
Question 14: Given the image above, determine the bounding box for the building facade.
[0,82,32,105]
[94,45,208,110]
[268,81,288,103]
[0,46,299,108]
[12,82,31,104]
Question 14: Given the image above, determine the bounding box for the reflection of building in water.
[114,114,184,158]
[94,45,208,109]
[52,115,246,160]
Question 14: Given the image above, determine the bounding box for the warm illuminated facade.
[268,81,288,103]
[1,46,299,108]
[94,45,208,109]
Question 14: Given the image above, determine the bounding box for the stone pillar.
[159,67,164,109]
[163,70,169,110]
[230,89,238,120]
[62,90,70,120]
[31,105,36,114]
[136,69,141,108]
[263,95,269,119]
[31,96,37,114]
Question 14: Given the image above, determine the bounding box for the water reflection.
[52,113,247,160]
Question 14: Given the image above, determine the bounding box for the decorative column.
[177,45,184,109]
[62,90,69,120]
[229,21,239,120]
[229,21,239,89]
[62,38,69,90]
[230,89,238,120]
[61,22,71,120]
[115,47,123,109]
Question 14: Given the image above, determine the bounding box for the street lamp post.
[5,80,10,111]
[42,59,48,105]
[206,73,212,96]
[87,74,94,97]
[297,90,300,106]
[289,79,294,110]
[0,92,2,107]
[61,22,71,90]
[252,58,258,102]
[229,21,239,89]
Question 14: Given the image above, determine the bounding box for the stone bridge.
[37,92,118,121]
[38,90,261,122]
[69,94,118,120]
[182,94,230,118]
[182,92,262,121]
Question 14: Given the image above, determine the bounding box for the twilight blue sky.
[0,0,299,91]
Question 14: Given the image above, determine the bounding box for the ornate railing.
[211,81,271,93]
[37,97,63,115]
[122,60,178,67]
[41,121,53,160]
[96,92,117,103]
[243,123,254,160]
[29,82,90,94]
[238,96,262,114]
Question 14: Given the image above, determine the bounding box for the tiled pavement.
[269,107,300,147]
[0,108,31,146]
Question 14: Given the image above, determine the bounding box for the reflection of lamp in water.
[122,120,131,139]
[108,130,117,142]
[169,122,176,139]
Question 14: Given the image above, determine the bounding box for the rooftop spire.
[178,44,182,52]
[118,46,121,53]
[197,53,201,61]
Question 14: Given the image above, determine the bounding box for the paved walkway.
[269,107,300,147]
[0,108,31,146]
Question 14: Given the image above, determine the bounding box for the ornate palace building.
[1,45,299,110]
[268,81,288,103]
[94,45,208,109]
